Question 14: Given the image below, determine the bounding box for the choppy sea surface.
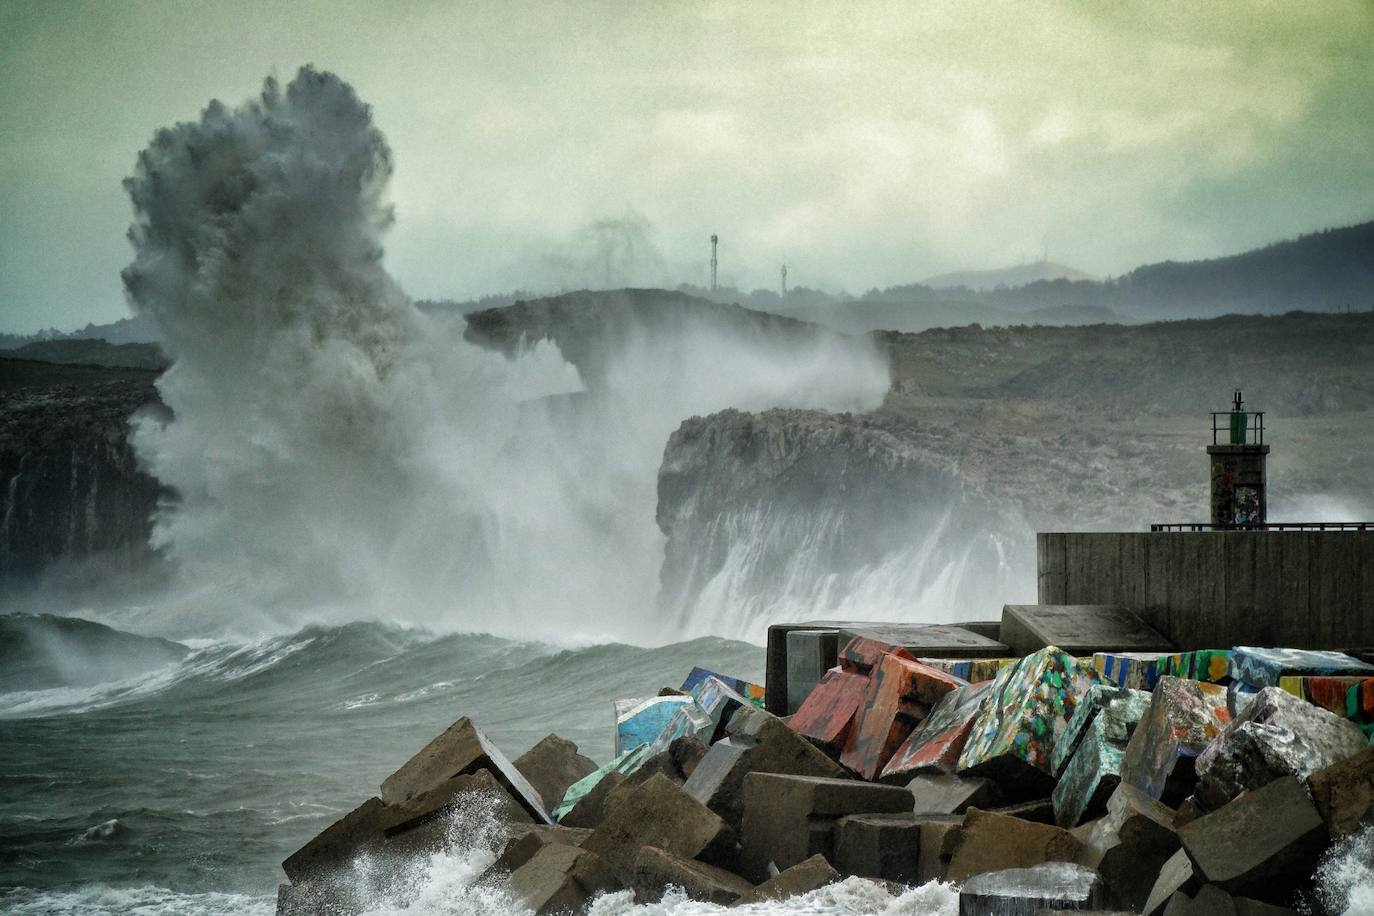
[0,615,1369,915]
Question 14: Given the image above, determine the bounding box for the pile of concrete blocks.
[277,619,1374,915]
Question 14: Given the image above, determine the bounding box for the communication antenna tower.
[781,264,788,297]
[710,234,719,292]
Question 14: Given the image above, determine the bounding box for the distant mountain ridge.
[924,260,1100,291]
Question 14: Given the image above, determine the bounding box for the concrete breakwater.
[276,610,1374,915]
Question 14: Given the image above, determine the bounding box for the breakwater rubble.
[276,610,1374,915]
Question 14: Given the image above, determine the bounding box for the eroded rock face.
[0,363,166,581]
[656,408,1030,635]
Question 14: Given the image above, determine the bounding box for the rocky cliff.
[0,358,165,582]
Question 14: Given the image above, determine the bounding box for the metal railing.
[1211,410,1264,445]
[1149,522,1372,532]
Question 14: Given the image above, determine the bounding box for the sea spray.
[117,66,894,644]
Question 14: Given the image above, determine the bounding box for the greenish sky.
[2,0,1372,333]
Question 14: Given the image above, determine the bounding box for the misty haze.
[2,4,1373,916]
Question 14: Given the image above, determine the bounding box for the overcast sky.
[2,0,1372,334]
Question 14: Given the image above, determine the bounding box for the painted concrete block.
[840,653,967,780]
[880,681,992,780]
[1051,684,1151,776]
[1194,685,1367,810]
[955,646,1099,797]
[1277,674,1369,716]
[552,745,652,823]
[1155,650,1232,685]
[765,620,852,716]
[649,676,755,753]
[918,656,1015,683]
[1230,646,1374,689]
[788,667,869,751]
[1093,651,1167,690]
[1119,677,1230,806]
[1001,605,1172,657]
[615,695,694,757]
[680,666,765,707]
[1051,688,1150,828]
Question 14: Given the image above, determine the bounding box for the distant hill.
[924,260,1100,291]
[3,338,167,370]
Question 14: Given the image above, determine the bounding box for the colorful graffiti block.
[1230,646,1374,689]
[1278,675,1369,716]
[955,645,1099,791]
[680,667,765,707]
[840,653,968,780]
[1093,652,1167,690]
[1155,649,1232,685]
[1051,684,1151,776]
[552,743,652,821]
[647,676,752,754]
[918,657,1016,683]
[880,681,993,780]
[614,695,693,757]
[1119,676,1230,805]
[1051,687,1151,827]
[789,667,869,750]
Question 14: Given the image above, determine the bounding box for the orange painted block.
[840,636,914,673]
[840,653,968,780]
[789,667,869,750]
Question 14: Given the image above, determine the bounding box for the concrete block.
[908,773,1003,815]
[956,646,1099,800]
[834,812,950,884]
[786,629,841,714]
[1160,885,1301,916]
[558,771,628,829]
[733,854,840,905]
[1230,646,1373,689]
[1143,848,1198,916]
[683,711,846,831]
[553,743,650,823]
[840,653,967,780]
[1277,674,1369,716]
[680,666,764,706]
[1120,677,1230,806]
[1156,650,1232,685]
[740,772,912,882]
[1083,784,1180,913]
[614,695,693,756]
[1052,685,1151,776]
[919,657,1016,683]
[583,772,735,881]
[944,808,1088,883]
[514,735,598,815]
[629,845,753,905]
[1001,605,1171,658]
[881,682,992,781]
[839,624,1010,659]
[281,797,386,883]
[1094,651,1167,690]
[649,677,751,752]
[1306,745,1374,838]
[379,716,549,823]
[988,797,1058,825]
[765,620,851,715]
[613,735,709,800]
[788,667,869,751]
[1176,776,1328,900]
[377,768,532,838]
[482,824,591,882]
[1194,686,1367,810]
[505,843,622,916]
[918,818,962,883]
[959,862,1103,916]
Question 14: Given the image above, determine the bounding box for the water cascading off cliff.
[115,66,893,643]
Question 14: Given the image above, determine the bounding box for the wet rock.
[1093,651,1168,690]
[515,735,599,815]
[379,769,532,838]
[684,707,846,830]
[944,808,1088,882]
[959,862,1103,916]
[1160,885,1300,916]
[1079,784,1179,911]
[379,717,549,823]
[840,652,966,780]
[999,604,1171,658]
[558,771,629,829]
[881,682,992,781]
[956,647,1099,801]
[908,773,1003,814]
[1119,677,1229,806]
[630,845,754,905]
[834,812,957,884]
[275,879,363,916]
[583,772,736,881]
[740,772,913,882]
[1306,744,1374,837]
[1229,646,1373,689]
[505,843,622,915]
[484,824,590,879]
[1193,686,1366,811]
[281,797,386,884]
[1176,776,1327,901]
[1142,849,1198,916]
[733,853,840,905]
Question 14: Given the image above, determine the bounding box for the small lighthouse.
[1206,390,1268,528]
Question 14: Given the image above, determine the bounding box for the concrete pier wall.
[1037,531,1374,649]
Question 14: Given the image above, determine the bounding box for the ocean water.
[0,618,800,914]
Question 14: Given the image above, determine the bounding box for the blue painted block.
[614,695,693,757]
[1230,647,1374,689]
